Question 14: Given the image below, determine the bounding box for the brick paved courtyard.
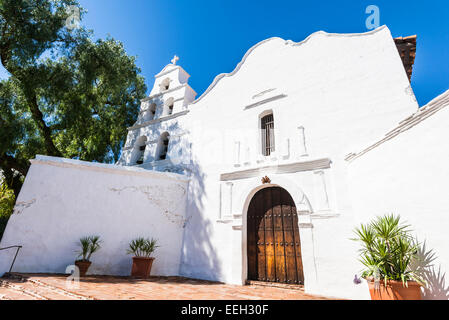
[0,273,337,300]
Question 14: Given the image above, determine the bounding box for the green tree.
[0,177,15,240]
[0,0,147,200]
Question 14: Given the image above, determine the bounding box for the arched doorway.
[247,186,304,284]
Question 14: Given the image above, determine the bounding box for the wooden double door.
[247,187,304,284]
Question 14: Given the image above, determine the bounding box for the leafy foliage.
[0,0,146,193]
[352,214,426,287]
[0,177,15,240]
[127,237,159,258]
[0,0,147,229]
[76,235,102,262]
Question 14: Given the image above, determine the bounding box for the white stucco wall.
[348,92,449,300]
[0,155,189,277]
[3,25,443,301]
[178,26,418,299]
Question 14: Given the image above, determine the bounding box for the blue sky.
[2,0,449,105]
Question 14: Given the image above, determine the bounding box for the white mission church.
[1,26,448,300]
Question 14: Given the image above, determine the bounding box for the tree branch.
[27,93,62,157]
[0,153,29,177]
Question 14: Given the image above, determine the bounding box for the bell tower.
[117,56,196,173]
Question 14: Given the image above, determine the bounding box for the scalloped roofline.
[190,25,389,105]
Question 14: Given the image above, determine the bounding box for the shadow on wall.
[121,95,165,165]
[132,114,189,170]
[132,110,223,281]
[0,110,223,281]
[179,160,222,282]
[119,114,222,279]
[413,240,449,300]
[132,109,223,281]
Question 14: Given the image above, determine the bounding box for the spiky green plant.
[76,235,102,262]
[351,214,426,288]
[127,237,159,258]
[87,235,102,261]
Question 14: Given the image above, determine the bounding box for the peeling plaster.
[109,185,188,226]
[13,199,36,214]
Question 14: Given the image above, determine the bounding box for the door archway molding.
[234,175,318,289]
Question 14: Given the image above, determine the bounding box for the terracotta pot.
[367,279,422,300]
[75,260,92,277]
[131,257,155,278]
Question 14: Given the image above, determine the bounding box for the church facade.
[1,26,448,300]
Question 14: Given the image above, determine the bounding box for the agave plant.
[351,214,426,287]
[127,237,159,258]
[76,235,102,262]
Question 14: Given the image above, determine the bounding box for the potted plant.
[75,235,102,277]
[127,237,159,278]
[352,214,426,300]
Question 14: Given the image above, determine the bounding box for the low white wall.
[348,102,449,300]
[0,155,189,277]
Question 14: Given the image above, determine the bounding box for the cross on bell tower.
[171,55,179,65]
[117,54,197,170]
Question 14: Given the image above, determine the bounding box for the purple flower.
[353,274,362,284]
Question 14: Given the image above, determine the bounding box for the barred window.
[261,114,275,156]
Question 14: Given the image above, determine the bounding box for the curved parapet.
[191,26,389,105]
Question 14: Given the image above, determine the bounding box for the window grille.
[261,114,275,156]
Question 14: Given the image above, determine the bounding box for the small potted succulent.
[352,214,426,300]
[127,237,159,278]
[75,235,102,277]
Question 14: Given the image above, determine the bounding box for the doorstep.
[245,280,304,291]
